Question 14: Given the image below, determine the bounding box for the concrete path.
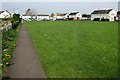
[7,22,46,78]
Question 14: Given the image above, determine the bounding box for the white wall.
[56,16,65,19]
[91,10,117,21]
[76,13,82,19]
[69,13,82,20]
[109,10,117,21]
[22,16,31,19]
[37,16,50,19]
[91,14,110,20]
[81,17,88,20]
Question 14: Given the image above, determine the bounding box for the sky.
[1,0,120,2]
[1,2,119,14]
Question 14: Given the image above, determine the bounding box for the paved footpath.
[7,22,46,78]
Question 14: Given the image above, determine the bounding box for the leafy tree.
[51,13,54,17]
[12,14,20,21]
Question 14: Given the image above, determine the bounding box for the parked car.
[24,18,31,21]
[36,18,43,21]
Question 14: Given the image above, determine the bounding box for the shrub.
[1,22,21,74]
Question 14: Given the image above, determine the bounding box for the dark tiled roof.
[0,11,4,14]
[56,14,66,16]
[69,12,79,15]
[82,14,91,17]
[91,9,113,14]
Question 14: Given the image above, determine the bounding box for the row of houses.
[53,9,119,21]
[0,9,120,21]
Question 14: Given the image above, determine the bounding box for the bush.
[1,23,21,73]
[12,14,20,21]
[2,18,12,21]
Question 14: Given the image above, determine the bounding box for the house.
[81,14,91,20]
[37,14,50,20]
[22,14,50,21]
[116,11,120,21]
[22,14,36,20]
[53,13,68,20]
[68,12,82,20]
[22,9,38,20]
[91,9,117,21]
[0,10,11,18]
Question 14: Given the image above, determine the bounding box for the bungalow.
[0,10,11,18]
[91,9,117,21]
[53,13,68,20]
[37,14,50,20]
[68,12,82,20]
[81,14,91,20]
[22,8,38,20]
[22,14,36,20]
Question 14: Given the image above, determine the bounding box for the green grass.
[26,21,118,78]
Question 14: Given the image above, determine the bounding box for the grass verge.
[26,21,118,78]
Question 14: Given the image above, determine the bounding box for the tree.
[12,14,20,21]
[51,13,54,17]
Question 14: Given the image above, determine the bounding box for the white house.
[68,12,82,20]
[22,15,32,20]
[0,10,11,18]
[81,14,91,20]
[91,9,117,21]
[53,13,68,20]
[22,8,38,20]
[22,14,37,20]
[37,14,50,20]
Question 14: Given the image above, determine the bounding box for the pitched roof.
[0,11,4,14]
[25,9,38,16]
[91,9,113,14]
[69,12,79,15]
[0,10,11,15]
[82,14,91,17]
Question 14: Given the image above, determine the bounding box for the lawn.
[26,21,118,78]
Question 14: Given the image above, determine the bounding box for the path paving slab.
[7,22,46,78]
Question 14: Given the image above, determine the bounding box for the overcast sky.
[1,0,120,2]
[1,2,119,14]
